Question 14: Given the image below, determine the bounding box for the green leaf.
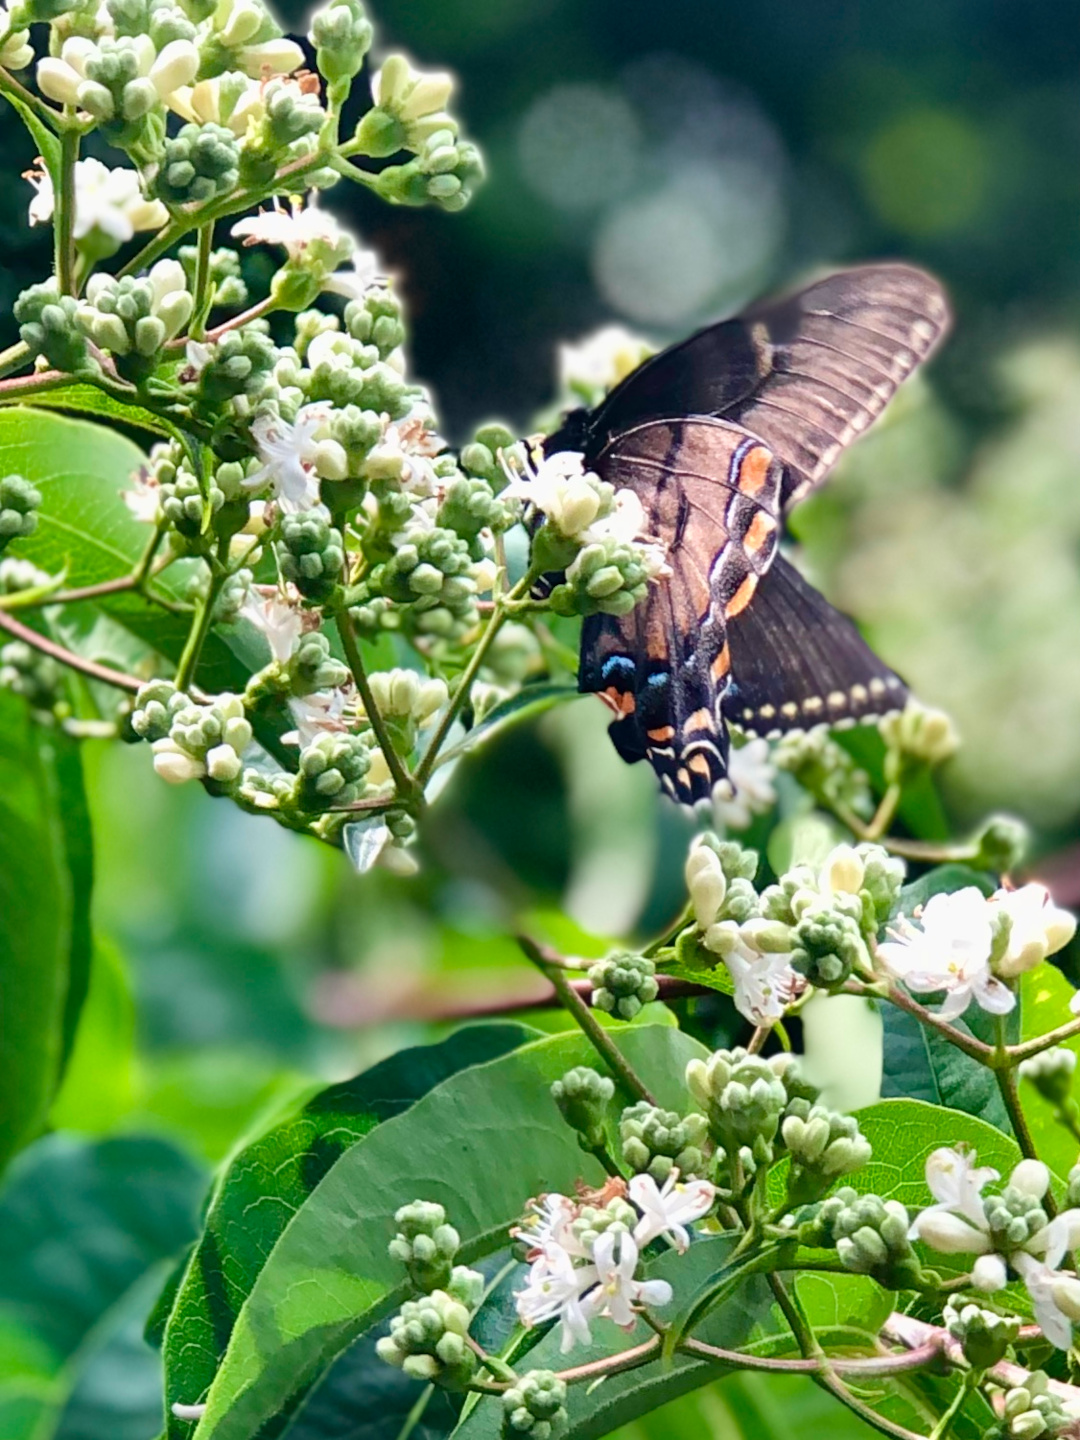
[453,1234,774,1440]
[187,1025,707,1440]
[0,693,93,1172]
[0,406,251,693]
[880,864,1010,1126]
[853,1097,1021,1203]
[5,383,178,438]
[0,1132,206,1437]
[1019,961,1080,1183]
[50,936,137,1135]
[163,1023,539,1439]
[0,94,62,185]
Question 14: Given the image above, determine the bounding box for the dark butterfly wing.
[555,264,949,514]
[721,552,907,737]
[579,417,785,802]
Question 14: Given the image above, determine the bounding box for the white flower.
[629,1171,716,1253]
[712,738,777,830]
[912,1146,999,1236]
[27,157,167,244]
[1012,1211,1080,1352]
[283,690,348,748]
[513,1193,584,1257]
[0,8,32,70]
[911,1147,1080,1348]
[246,408,327,512]
[877,887,1014,1021]
[990,883,1076,979]
[237,37,304,77]
[590,1229,672,1329]
[685,841,727,929]
[558,324,653,401]
[322,252,382,303]
[232,197,350,262]
[151,738,206,784]
[515,1244,599,1353]
[504,450,609,540]
[372,53,454,142]
[712,929,799,1026]
[237,585,303,663]
[122,467,162,524]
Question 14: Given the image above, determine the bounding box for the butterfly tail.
[579,611,731,805]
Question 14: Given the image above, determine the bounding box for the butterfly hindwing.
[721,553,908,737]
[579,418,784,802]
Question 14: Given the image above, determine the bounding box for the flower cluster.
[911,1148,1080,1349]
[512,1174,714,1352]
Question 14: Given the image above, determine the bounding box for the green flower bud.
[437,474,516,546]
[983,1185,1049,1253]
[154,122,240,206]
[191,323,277,405]
[379,525,477,621]
[310,0,372,89]
[15,282,96,375]
[569,1196,636,1253]
[374,131,485,213]
[790,906,868,991]
[161,466,224,538]
[880,699,959,778]
[994,1373,1071,1440]
[619,1101,708,1183]
[549,533,659,618]
[275,504,345,602]
[388,1199,461,1292]
[971,814,1030,875]
[0,475,41,549]
[550,1066,614,1151]
[0,640,64,713]
[131,679,186,741]
[287,631,349,697]
[854,843,906,927]
[802,1187,922,1288]
[1019,1047,1076,1108]
[0,558,52,596]
[781,1100,872,1203]
[343,286,405,359]
[773,728,873,820]
[944,1299,1020,1370]
[587,952,658,1021]
[1068,1163,1080,1210]
[375,1288,477,1390]
[686,1048,787,1158]
[502,1370,568,1440]
[293,729,370,810]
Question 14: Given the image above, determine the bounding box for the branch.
[334,602,416,801]
[867,983,994,1064]
[884,1313,1080,1405]
[0,607,141,692]
[680,1334,944,1379]
[517,934,657,1104]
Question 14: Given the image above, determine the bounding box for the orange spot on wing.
[725,573,759,618]
[683,707,715,733]
[687,754,712,778]
[737,445,773,498]
[646,725,676,743]
[711,644,731,682]
[743,510,777,556]
[600,686,635,718]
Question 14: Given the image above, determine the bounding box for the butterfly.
[544,264,951,805]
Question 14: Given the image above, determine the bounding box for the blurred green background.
[3,0,1080,1435]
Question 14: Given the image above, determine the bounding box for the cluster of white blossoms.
[27,157,168,251]
[513,1173,715,1352]
[504,448,669,586]
[879,882,1076,1021]
[912,1148,1080,1349]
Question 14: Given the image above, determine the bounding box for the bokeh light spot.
[517,82,642,212]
